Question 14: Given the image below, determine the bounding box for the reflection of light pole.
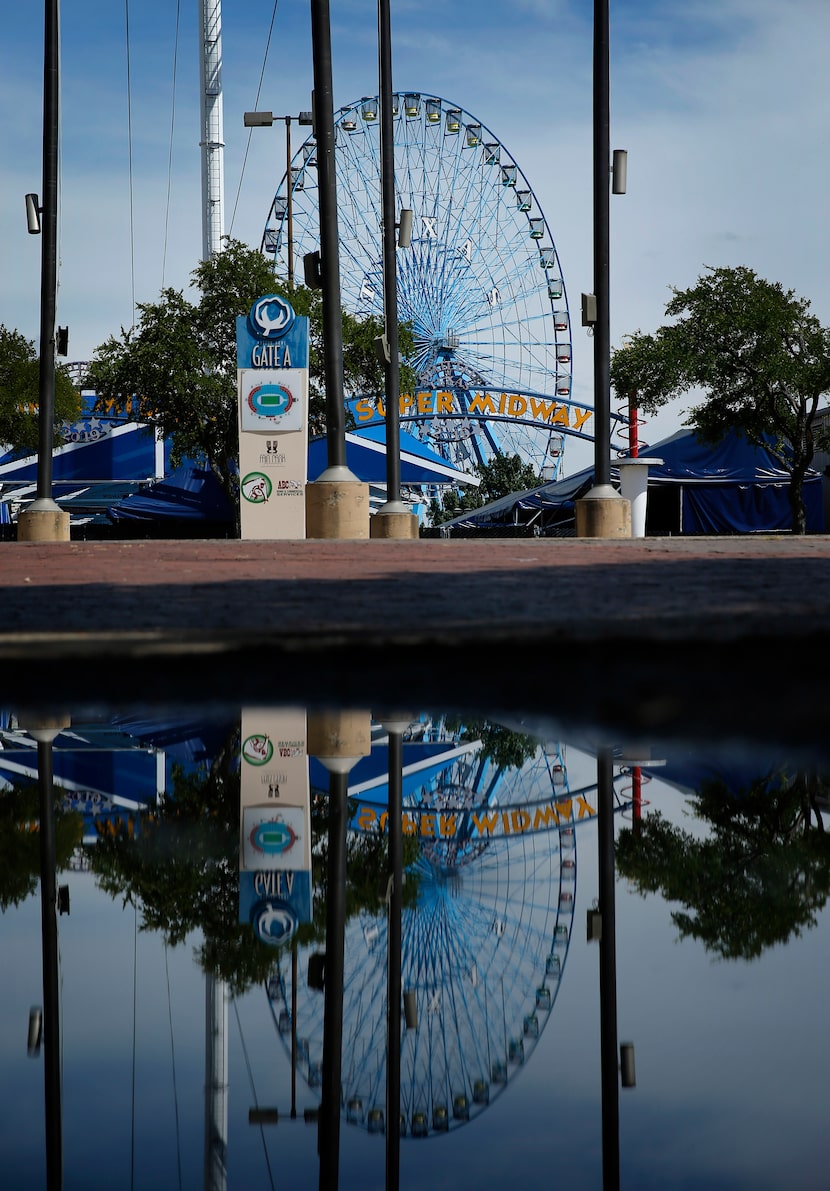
[380,714,409,1191]
[369,0,418,540]
[597,746,620,1189]
[308,711,371,1190]
[18,0,70,542]
[594,745,636,1191]
[243,112,314,285]
[29,716,70,1190]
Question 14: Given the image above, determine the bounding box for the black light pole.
[377,0,402,509]
[309,0,347,471]
[19,0,67,541]
[593,0,612,490]
[242,111,314,285]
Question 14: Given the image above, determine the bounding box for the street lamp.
[243,110,313,285]
[17,0,70,542]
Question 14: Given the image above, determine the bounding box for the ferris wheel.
[261,93,574,475]
[267,730,580,1138]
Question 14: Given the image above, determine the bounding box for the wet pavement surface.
[1,536,829,751]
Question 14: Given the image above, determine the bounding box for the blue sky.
[2,0,829,469]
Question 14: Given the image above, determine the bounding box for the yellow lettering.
[511,809,531,832]
[472,811,499,835]
[402,813,417,836]
[439,813,457,837]
[575,796,595,819]
[533,805,561,830]
[421,814,436,837]
[357,807,377,831]
[437,391,454,414]
[498,393,506,414]
[355,398,375,422]
[376,398,386,417]
[572,408,592,432]
[530,398,556,422]
[508,395,527,418]
[555,799,574,822]
[468,393,496,416]
[418,392,434,415]
[402,394,418,413]
[550,405,570,427]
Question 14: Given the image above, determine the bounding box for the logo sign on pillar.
[238,708,313,946]
[236,295,310,539]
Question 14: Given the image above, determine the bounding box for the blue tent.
[107,466,233,523]
[308,427,478,486]
[442,430,825,535]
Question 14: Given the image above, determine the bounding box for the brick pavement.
[1,536,828,752]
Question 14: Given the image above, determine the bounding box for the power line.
[124,0,136,318]
[228,0,280,238]
[162,0,183,288]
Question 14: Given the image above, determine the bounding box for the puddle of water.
[2,707,828,1190]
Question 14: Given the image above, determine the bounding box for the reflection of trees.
[616,769,830,960]
[0,783,82,910]
[445,718,538,770]
[88,728,278,993]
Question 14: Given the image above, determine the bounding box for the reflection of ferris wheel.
[261,93,573,473]
[268,734,579,1138]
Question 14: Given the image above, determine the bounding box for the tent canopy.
[442,429,824,535]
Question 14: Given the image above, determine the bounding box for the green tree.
[86,239,406,517]
[615,768,830,960]
[610,266,830,534]
[0,325,81,454]
[428,452,541,525]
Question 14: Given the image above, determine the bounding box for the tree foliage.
[0,783,83,911]
[0,325,81,454]
[615,767,830,960]
[610,266,830,533]
[86,239,407,513]
[428,452,541,525]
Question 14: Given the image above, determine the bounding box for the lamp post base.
[575,486,631,539]
[370,506,419,539]
[17,500,70,542]
[306,475,369,540]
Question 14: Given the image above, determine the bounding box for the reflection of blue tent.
[441,430,824,535]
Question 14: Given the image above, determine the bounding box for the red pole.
[629,392,639,458]
[632,765,642,831]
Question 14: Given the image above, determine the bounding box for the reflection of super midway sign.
[236,295,309,538]
[352,792,606,839]
[353,389,594,436]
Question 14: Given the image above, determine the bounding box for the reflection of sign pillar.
[236,295,309,539]
[238,710,312,943]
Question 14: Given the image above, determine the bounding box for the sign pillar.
[237,294,309,539]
